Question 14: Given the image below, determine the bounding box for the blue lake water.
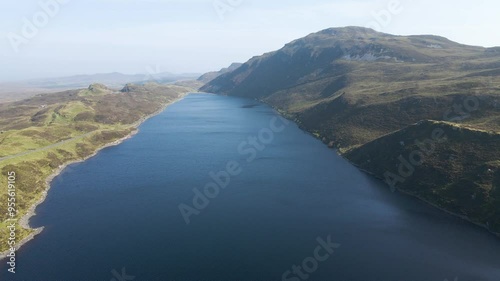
[2,93,500,280]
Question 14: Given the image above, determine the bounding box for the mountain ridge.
[197,63,243,83]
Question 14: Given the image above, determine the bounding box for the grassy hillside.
[201,26,500,234]
[345,121,500,232]
[0,83,193,253]
[197,63,243,83]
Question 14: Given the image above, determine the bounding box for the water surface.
[2,94,500,281]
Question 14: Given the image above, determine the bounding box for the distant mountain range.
[0,72,200,102]
[201,26,500,234]
[22,72,202,89]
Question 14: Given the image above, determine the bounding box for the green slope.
[0,83,193,253]
[201,26,500,234]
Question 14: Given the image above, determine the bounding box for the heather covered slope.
[345,121,500,233]
[201,26,500,234]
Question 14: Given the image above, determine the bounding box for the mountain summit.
[202,26,493,100]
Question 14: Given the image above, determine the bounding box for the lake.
[2,93,500,281]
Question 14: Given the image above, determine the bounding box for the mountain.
[201,26,500,234]
[197,63,243,83]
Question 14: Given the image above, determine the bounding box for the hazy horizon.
[1,0,499,82]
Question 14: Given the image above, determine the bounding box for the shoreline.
[0,94,188,260]
[258,97,500,240]
[346,160,500,239]
[3,92,497,260]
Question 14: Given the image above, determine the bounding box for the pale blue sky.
[0,0,498,81]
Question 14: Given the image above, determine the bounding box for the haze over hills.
[0,72,201,103]
[201,26,500,234]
